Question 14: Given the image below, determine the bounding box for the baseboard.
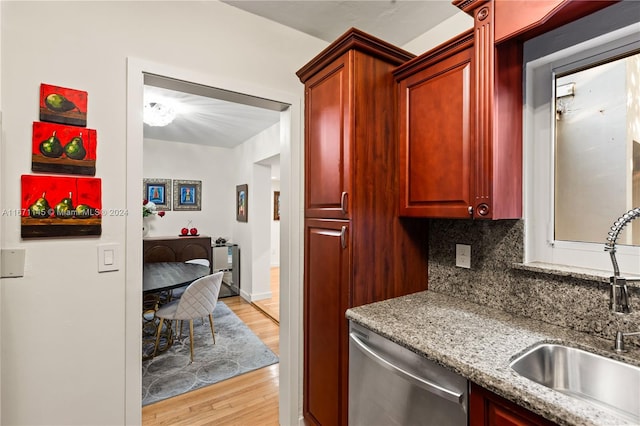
[238,289,273,302]
[249,291,273,301]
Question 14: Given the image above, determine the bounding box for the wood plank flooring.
[142,296,280,426]
[252,267,280,323]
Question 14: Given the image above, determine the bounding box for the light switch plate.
[98,243,119,272]
[456,244,471,269]
[1,249,26,278]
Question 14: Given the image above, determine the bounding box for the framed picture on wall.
[39,83,88,127]
[236,184,248,222]
[173,179,201,211]
[21,174,102,238]
[143,178,171,210]
[273,191,280,221]
[31,122,98,176]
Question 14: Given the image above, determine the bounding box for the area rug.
[142,301,278,406]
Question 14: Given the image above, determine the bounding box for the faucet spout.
[610,277,631,313]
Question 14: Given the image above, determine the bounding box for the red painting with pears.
[21,174,102,238]
[31,122,97,175]
[39,83,87,127]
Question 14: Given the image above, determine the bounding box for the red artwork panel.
[39,83,88,127]
[31,122,97,176]
[21,174,102,238]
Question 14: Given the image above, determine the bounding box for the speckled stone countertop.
[346,291,640,426]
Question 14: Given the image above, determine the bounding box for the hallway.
[252,267,280,323]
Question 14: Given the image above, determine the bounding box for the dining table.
[142,261,211,360]
[143,261,211,294]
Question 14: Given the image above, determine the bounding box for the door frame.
[125,57,303,425]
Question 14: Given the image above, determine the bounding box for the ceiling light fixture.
[143,102,177,127]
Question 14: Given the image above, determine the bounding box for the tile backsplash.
[428,219,640,345]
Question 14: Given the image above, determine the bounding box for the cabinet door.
[304,218,350,426]
[304,54,352,219]
[469,383,557,426]
[398,45,474,218]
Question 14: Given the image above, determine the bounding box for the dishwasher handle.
[350,332,464,405]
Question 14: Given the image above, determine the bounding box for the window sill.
[512,262,610,283]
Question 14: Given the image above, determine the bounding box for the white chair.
[153,272,224,362]
[172,259,211,300]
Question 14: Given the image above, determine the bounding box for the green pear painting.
[32,122,97,175]
[21,175,102,238]
[39,83,87,127]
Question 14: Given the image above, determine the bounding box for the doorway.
[126,58,303,425]
[253,155,281,323]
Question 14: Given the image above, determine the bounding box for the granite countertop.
[346,291,640,426]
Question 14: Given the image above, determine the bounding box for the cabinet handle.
[340,225,347,249]
[468,206,473,216]
[341,192,348,215]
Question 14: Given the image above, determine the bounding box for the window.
[524,3,640,275]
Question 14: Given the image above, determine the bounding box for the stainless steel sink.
[510,342,640,423]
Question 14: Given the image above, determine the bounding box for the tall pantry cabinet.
[296,28,428,425]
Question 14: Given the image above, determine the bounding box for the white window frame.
[524,22,640,276]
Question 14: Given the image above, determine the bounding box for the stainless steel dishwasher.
[349,321,468,426]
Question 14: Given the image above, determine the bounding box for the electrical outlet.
[456,244,471,269]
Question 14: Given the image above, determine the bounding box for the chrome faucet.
[605,207,640,351]
[604,207,640,313]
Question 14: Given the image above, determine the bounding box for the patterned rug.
[142,301,278,406]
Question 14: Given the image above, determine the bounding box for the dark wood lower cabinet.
[303,219,350,426]
[470,383,557,426]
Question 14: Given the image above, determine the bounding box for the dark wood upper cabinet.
[395,30,476,218]
[394,0,616,219]
[455,0,619,44]
[396,4,523,220]
[301,54,351,219]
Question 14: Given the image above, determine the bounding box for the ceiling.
[222,0,459,46]
[144,1,459,148]
[143,83,284,148]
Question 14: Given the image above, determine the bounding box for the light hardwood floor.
[142,296,280,426]
[252,267,280,323]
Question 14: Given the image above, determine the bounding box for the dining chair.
[171,259,211,300]
[153,271,224,362]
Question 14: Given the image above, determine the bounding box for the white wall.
[232,123,280,301]
[402,11,473,54]
[1,2,323,425]
[143,138,235,239]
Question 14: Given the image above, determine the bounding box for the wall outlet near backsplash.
[456,244,471,268]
